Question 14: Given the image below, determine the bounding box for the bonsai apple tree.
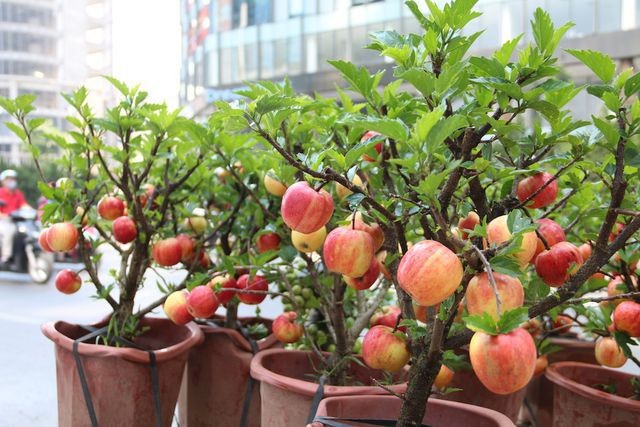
[217,0,640,424]
[0,79,234,341]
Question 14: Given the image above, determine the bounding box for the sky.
[111,0,182,108]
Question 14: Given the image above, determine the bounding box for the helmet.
[0,169,17,180]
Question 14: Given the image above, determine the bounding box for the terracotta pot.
[250,349,408,427]
[177,317,281,427]
[546,362,640,427]
[42,317,203,427]
[436,367,527,422]
[526,337,597,426]
[310,395,514,427]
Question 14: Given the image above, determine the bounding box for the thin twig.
[471,244,501,317]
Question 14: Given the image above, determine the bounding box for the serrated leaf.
[489,255,522,277]
[346,192,366,210]
[531,8,554,54]
[566,49,616,83]
[338,114,408,142]
[398,68,436,98]
[102,76,129,96]
[5,122,26,141]
[496,307,529,334]
[427,115,468,154]
[624,72,640,97]
[344,135,382,166]
[279,245,298,263]
[493,34,523,66]
[255,95,298,115]
[463,312,498,335]
[592,116,619,145]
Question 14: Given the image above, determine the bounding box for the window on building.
[317,31,334,71]
[319,0,335,13]
[0,3,55,27]
[261,40,275,78]
[571,0,595,37]
[287,36,302,74]
[289,0,303,17]
[352,0,383,6]
[597,0,622,33]
[0,61,57,78]
[242,43,259,79]
[274,38,287,76]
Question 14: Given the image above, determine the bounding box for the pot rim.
[41,317,204,364]
[197,316,278,352]
[250,348,407,397]
[545,361,640,412]
[546,337,596,348]
[316,395,515,426]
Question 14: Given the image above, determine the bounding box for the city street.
[0,247,282,426]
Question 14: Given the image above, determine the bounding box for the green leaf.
[5,122,26,141]
[624,72,640,97]
[15,94,36,112]
[463,312,498,335]
[613,331,638,358]
[37,181,56,200]
[442,350,471,371]
[470,77,523,99]
[398,68,435,98]
[344,134,384,166]
[102,76,130,96]
[531,8,554,54]
[427,115,468,154]
[404,0,430,30]
[279,245,298,263]
[493,35,523,66]
[469,57,505,78]
[0,97,16,115]
[346,192,366,211]
[255,95,298,115]
[489,255,522,277]
[413,106,445,143]
[566,49,616,83]
[337,114,408,142]
[496,307,529,334]
[592,116,620,145]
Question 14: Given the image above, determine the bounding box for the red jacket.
[0,187,27,215]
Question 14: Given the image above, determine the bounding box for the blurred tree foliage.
[0,158,62,206]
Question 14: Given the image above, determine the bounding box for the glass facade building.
[181,0,640,117]
[0,0,112,164]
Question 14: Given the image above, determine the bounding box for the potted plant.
[214,1,640,425]
[0,80,222,426]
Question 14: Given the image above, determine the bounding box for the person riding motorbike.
[0,169,31,269]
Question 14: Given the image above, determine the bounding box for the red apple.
[516,172,558,209]
[176,233,196,262]
[553,315,573,334]
[112,216,137,244]
[458,211,480,239]
[323,226,375,278]
[397,240,463,307]
[349,212,385,252]
[209,275,238,306]
[187,286,219,318]
[361,325,410,373]
[465,272,524,320]
[361,130,383,162]
[273,311,304,344]
[237,274,268,305]
[486,215,538,266]
[609,222,625,242]
[256,232,281,253]
[39,228,53,252]
[594,337,627,368]
[55,269,82,294]
[535,242,584,287]
[281,181,334,233]
[469,328,536,394]
[613,301,640,337]
[533,218,566,259]
[434,365,454,390]
[47,222,79,252]
[370,306,404,332]
[97,195,125,220]
[343,257,381,290]
[152,237,183,267]
[578,243,592,261]
[164,290,194,325]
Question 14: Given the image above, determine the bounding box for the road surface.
[0,247,282,426]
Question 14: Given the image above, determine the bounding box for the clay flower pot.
[526,337,597,426]
[545,362,640,426]
[177,317,281,427]
[250,349,408,427]
[42,317,203,427]
[436,367,527,422]
[310,395,514,427]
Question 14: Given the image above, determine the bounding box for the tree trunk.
[395,350,442,426]
[224,299,239,329]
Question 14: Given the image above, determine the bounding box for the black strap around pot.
[236,321,259,427]
[306,375,327,425]
[74,325,163,427]
[313,416,432,427]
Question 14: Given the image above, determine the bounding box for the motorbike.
[0,205,54,283]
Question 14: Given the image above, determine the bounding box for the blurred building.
[180,0,640,118]
[0,0,113,164]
